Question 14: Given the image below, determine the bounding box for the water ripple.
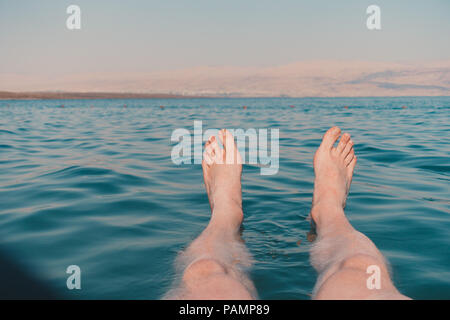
[0,97,449,299]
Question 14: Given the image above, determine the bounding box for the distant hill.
[1,60,449,97]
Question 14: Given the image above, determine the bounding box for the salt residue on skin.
[162,236,256,299]
[310,230,391,297]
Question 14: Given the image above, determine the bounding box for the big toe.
[218,129,234,149]
[218,129,242,164]
[320,126,341,150]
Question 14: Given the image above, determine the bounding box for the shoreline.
[0,91,208,100]
[1,91,449,101]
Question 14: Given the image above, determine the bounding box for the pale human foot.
[311,126,357,226]
[202,129,243,231]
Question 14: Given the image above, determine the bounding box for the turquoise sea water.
[0,97,449,299]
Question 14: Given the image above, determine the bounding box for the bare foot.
[202,129,243,231]
[311,127,357,226]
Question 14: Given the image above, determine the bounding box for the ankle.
[311,201,346,228]
[210,201,243,230]
[210,184,242,210]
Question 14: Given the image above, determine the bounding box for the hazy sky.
[1,0,449,76]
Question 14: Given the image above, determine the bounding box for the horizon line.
[1,91,449,101]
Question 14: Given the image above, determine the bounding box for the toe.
[219,129,234,150]
[336,133,350,153]
[218,129,236,164]
[344,149,355,166]
[342,139,354,158]
[210,136,220,152]
[348,156,357,171]
[205,142,215,157]
[204,135,215,150]
[203,150,213,165]
[210,137,223,164]
[203,137,216,165]
[321,126,341,150]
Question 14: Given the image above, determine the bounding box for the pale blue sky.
[1,0,449,75]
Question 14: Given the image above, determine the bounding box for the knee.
[340,254,384,272]
[183,258,227,283]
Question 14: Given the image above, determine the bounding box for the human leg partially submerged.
[164,129,256,300]
[310,126,410,300]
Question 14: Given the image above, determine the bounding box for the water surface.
[0,97,449,299]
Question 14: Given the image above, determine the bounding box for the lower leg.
[166,130,255,300]
[310,127,409,300]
